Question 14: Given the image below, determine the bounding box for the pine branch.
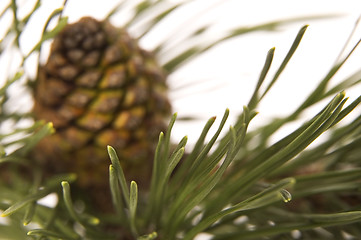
[1,1,361,240]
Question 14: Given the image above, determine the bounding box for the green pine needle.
[1,0,361,239]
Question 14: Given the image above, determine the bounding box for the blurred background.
[1,0,361,145]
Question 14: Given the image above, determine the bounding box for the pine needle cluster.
[1,1,361,239]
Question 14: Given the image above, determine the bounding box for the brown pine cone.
[32,17,171,205]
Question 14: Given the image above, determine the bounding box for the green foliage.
[1,0,361,240]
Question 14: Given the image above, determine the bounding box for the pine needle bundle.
[1,1,361,239]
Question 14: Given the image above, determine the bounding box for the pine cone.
[32,17,171,194]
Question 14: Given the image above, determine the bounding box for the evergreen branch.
[0,3,11,22]
[21,0,41,24]
[61,181,103,238]
[126,1,182,39]
[109,165,127,221]
[2,187,52,217]
[22,168,42,225]
[0,70,24,120]
[259,25,308,101]
[129,181,139,237]
[248,47,275,110]
[13,122,54,156]
[27,229,79,239]
[170,116,216,185]
[1,1,361,239]
[292,30,361,118]
[212,211,361,240]
[10,0,21,47]
[204,92,347,216]
[161,17,331,72]
[107,146,130,207]
[184,178,295,240]
[25,13,68,60]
